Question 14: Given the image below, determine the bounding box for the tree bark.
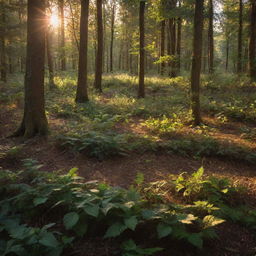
[226,35,229,72]
[76,0,89,103]
[46,26,56,89]
[94,0,103,92]
[160,20,165,75]
[110,1,115,72]
[58,0,66,71]
[14,0,48,138]
[170,18,176,77]
[191,0,204,125]
[208,0,214,74]
[0,1,7,82]
[138,0,145,98]
[237,0,243,73]
[249,0,256,81]
[177,8,182,74]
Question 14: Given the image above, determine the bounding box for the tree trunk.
[191,0,204,125]
[160,20,165,75]
[249,0,256,81]
[58,0,66,71]
[237,0,243,73]
[138,0,145,98]
[208,0,214,74]
[46,26,56,89]
[110,1,115,72]
[76,0,89,103]
[0,1,7,82]
[170,18,176,77]
[14,0,48,138]
[94,0,103,92]
[177,10,182,74]
[226,35,229,72]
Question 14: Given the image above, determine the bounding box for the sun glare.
[49,14,59,27]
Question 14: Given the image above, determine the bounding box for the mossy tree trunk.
[191,0,204,126]
[76,0,89,103]
[14,0,48,138]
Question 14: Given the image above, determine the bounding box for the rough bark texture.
[191,0,204,126]
[237,0,243,73]
[94,0,103,92]
[0,1,6,82]
[160,20,165,75]
[208,0,214,74]
[76,0,89,103]
[14,0,48,138]
[249,0,256,81]
[46,26,56,89]
[177,10,182,74]
[110,1,115,72]
[58,0,66,71]
[138,0,145,98]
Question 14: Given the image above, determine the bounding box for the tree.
[208,0,214,74]
[94,0,103,93]
[237,0,243,73]
[138,0,145,98]
[176,0,182,74]
[249,0,256,81]
[110,0,116,72]
[13,0,48,138]
[191,0,204,125]
[0,0,6,82]
[76,0,89,102]
[58,0,66,71]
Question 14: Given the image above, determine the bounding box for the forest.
[0,0,256,255]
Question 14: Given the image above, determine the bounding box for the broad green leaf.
[203,215,225,229]
[63,212,79,230]
[104,222,126,238]
[33,197,48,206]
[157,223,172,239]
[187,233,203,249]
[39,232,59,248]
[83,204,99,217]
[178,214,197,224]
[124,216,138,231]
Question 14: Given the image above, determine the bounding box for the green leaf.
[124,216,138,231]
[177,214,197,224]
[63,212,79,230]
[104,222,126,238]
[187,233,203,249]
[83,204,99,217]
[39,232,59,248]
[33,197,48,206]
[157,223,172,239]
[203,215,225,228]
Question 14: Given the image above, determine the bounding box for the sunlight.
[49,14,59,27]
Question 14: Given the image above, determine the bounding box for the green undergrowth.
[0,160,255,256]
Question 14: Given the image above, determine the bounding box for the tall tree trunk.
[138,0,145,98]
[160,20,165,75]
[110,1,115,72]
[14,0,48,138]
[170,18,176,77]
[177,7,182,74]
[58,0,66,71]
[237,0,243,73]
[249,0,256,81]
[191,0,204,125]
[94,0,103,92]
[76,0,89,102]
[208,0,214,74]
[226,35,229,71]
[46,26,56,89]
[0,1,6,82]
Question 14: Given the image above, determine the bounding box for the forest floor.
[1,72,256,255]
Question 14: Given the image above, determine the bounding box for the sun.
[49,14,59,27]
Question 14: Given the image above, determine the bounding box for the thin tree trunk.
[14,0,48,138]
[208,0,214,74]
[110,1,115,72]
[191,0,204,125]
[249,0,256,81]
[226,36,229,71]
[170,18,176,77]
[94,0,103,92]
[160,20,165,75]
[138,0,145,98]
[237,0,243,73]
[76,0,89,102]
[0,1,7,82]
[46,26,56,89]
[58,0,66,71]
[177,8,182,74]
